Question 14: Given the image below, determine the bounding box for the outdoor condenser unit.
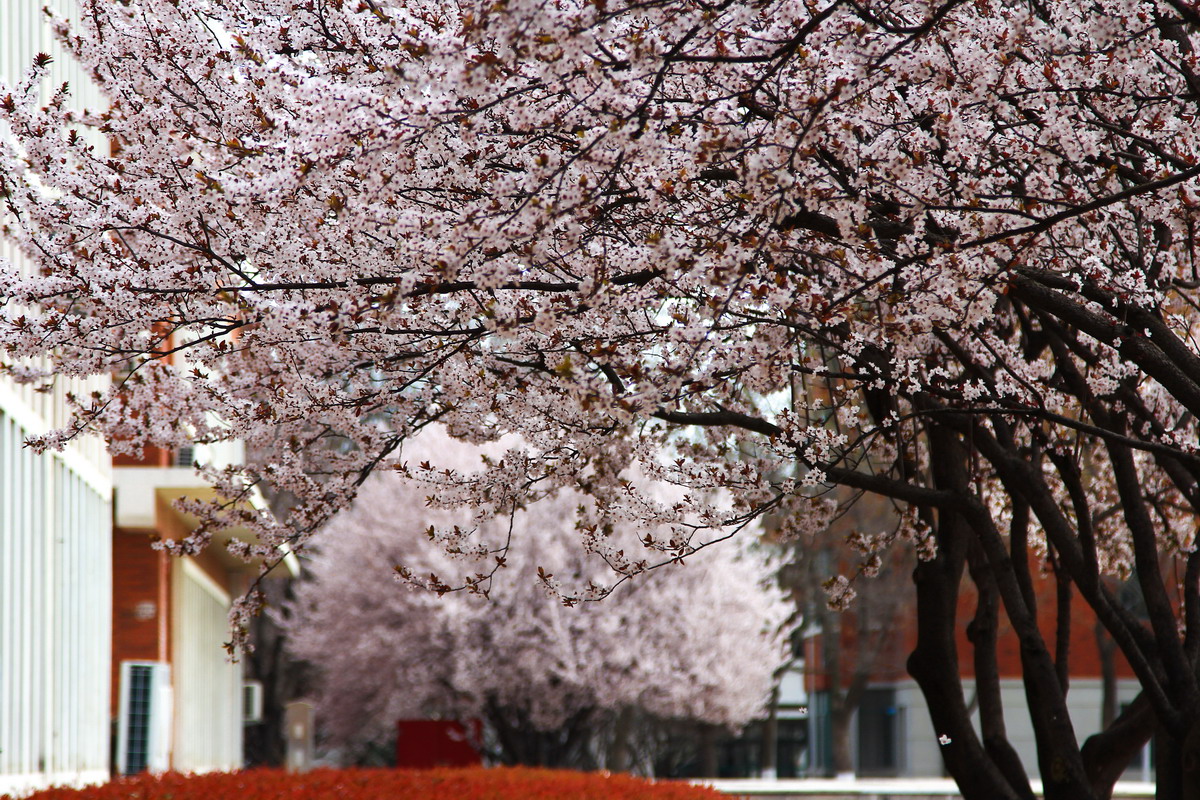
[117,661,173,775]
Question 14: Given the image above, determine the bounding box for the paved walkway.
[696,777,1156,799]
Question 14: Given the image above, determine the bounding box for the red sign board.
[395,719,482,768]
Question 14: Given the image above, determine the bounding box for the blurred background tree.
[283,428,793,773]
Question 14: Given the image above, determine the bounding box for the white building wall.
[1,3,114,795]
[0,412,112,797]
[1,0,111,481]
[893,677,1147,780]
[171,559,243,772]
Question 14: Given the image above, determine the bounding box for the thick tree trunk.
[908,554,1024,800]
[942,427,1096,800]
[1185,720,1200,800]
[1080,694,1153,800]
[907,426,1027,800]
[607,706,634,773]
[760,687,778,779]
[966,540,1035,800]
[1158,723,1182,800]
[829,703,854,776]
[998,552,1094,800]
[698,723,718,778]
[1155,718,1200,800]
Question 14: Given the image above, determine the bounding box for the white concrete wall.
[0,0,111,485]
[171,559,243,772]
[893,677,1148,780]
[0,412,112,796]
[1,4,114,794]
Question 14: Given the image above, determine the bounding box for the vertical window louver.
[117,662,171,775]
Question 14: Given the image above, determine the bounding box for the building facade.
[802,573,1148,782]
[2,5,294,791]
[0,382,113,797]
[1,2,114,793]
[110,441,297,776]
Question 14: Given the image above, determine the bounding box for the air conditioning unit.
[243,680,264,724]
[117,661,173,775]
[174,445,196,468]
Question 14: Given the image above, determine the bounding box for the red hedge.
[9,767,725,800]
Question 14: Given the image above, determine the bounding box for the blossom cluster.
[1,0,1199,662]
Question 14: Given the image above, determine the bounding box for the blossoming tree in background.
[5,0,1200,796]
[285,427,790,771]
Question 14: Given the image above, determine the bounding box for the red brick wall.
[111,530,171,716]
[810,568,1138,691]
[954,573,1136,680]
[111,491,238,712]
[112,444,173,467]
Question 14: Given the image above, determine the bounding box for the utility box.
[116,661,173,775]
[285,701,315,773]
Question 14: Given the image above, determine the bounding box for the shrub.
[9,767,726,800]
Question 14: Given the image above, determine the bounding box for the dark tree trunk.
[966,539,1035,800]
[1158,723,1182,800]
[908,536,1024,800]
[907,425,1044,800]
[1154,718,1200,800]
[1080,694,1153,799]
[1184,720,1200,800]
[698,723,718,778]
[829,701,854,776]
[485,701,596,769]
[607,706,634,773]
[912,427,1013,799]
[760,687,778,778]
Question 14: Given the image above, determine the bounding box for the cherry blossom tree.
[284,427,790,770]
[5,0,1200,796]
[779,489,914,777]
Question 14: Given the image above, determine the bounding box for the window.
[117,662,171,775]
[857,688,902,776]
[243,681,264,724]
[174,446,196,468]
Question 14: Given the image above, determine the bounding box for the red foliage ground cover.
[9,767,725,800]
